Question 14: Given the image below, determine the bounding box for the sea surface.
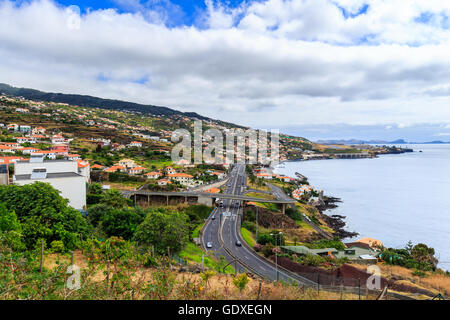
[275,144,450,270]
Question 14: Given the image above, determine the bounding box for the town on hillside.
[0,93,445,301]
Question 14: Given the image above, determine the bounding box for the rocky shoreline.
[317,196,359,240]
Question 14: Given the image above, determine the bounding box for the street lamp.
[270,232,283,282]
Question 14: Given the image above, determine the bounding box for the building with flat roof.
[13,156,87,210]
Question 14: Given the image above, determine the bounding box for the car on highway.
[235,240,242,247]
[211,215,215,220]
[206,242,213,248]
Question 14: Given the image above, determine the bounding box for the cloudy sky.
[1,0,450,141]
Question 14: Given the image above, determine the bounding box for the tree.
[101,207,146,240]
[0,204,24,251]
[133,209,189,254]
[87,203,114,226]
[411,243,438,271]
[100,189,128,208]
[0,182,91,249]
[233,273,249,293]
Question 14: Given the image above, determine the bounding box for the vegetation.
[380,241,438,272]
[0,182,91,250]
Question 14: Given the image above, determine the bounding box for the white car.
[206,242,213,248]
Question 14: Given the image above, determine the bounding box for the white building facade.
[13,157,87,210]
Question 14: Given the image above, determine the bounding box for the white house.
[18,147,40,155]
[34,150,57,160]
[13,156,87,210]
[16,136,36,144]
[145,172,161,179]
[51,134,67,144]
[128,141,142,148]
[167,173,194,186]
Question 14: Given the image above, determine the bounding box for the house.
[256,173,272,180]
[0,145,14,153]
[1,142,20,149]
[0,156,25,165]
[67,154,81,161]
[276,175,296,183]
[210,171,226,179]
[31,134,46,141]
[104,165,127,173]
[292,185,312,200]
[16,136,36,144]
[7,124,19,131]
[205,187,221,193]
[13,156,86,210]
[167,173,194,186]
[77,160,90,182]
[128,141,142,148]
[0,164,8,185]
[145,171,161,179]
[18,147,40,155]
[51,134,67,144]
[157,179,172,186]
[51,145,69,157]
[128,166,145,175]
[32,126,46,135]
[19,125,31,134]
[34,150,57,160]
[281,245,380,264]
[164,166,176,174]
[91,164,104,170]
[354,238,383,250]
[118,159,136,169]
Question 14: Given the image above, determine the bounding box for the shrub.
[285,208,302,221]
[242,221,256,234]
[233,273,249,293]
[262,243,274,258]
[133,209,189,254]
[257,233,273,245]
[49,240,65,253]
[301,254,323,267]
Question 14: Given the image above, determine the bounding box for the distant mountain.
[0,83,212,120]
[316,138,449,145]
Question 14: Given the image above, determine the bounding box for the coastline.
[275,146,415,240]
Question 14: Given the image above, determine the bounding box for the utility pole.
[255,206,259,240]
[270,232,282,282]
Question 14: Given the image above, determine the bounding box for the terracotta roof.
[0,156,25,164]
[77,160,89,168]
[104,165,125,172]
[168,173,193,178]
[129,166,145,171]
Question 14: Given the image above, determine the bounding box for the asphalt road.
[202,164,316,286]
[267,183,333,240]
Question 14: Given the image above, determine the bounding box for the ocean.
[275,144,450,270]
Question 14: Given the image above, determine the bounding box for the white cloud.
[1,0,450,133]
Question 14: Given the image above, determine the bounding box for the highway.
[267,182,333,240]
[202,164,316,286]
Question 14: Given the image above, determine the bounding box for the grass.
[102,181,146,190]
[245,192,275,200]
[191,223,204,239]
[240,227,256,247]
[246,178,270,191]
[351,263,450,297]
[178,242,235,274]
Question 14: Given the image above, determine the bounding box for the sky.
[1,0,450,142]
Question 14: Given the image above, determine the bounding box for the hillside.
[0,83,220,123]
